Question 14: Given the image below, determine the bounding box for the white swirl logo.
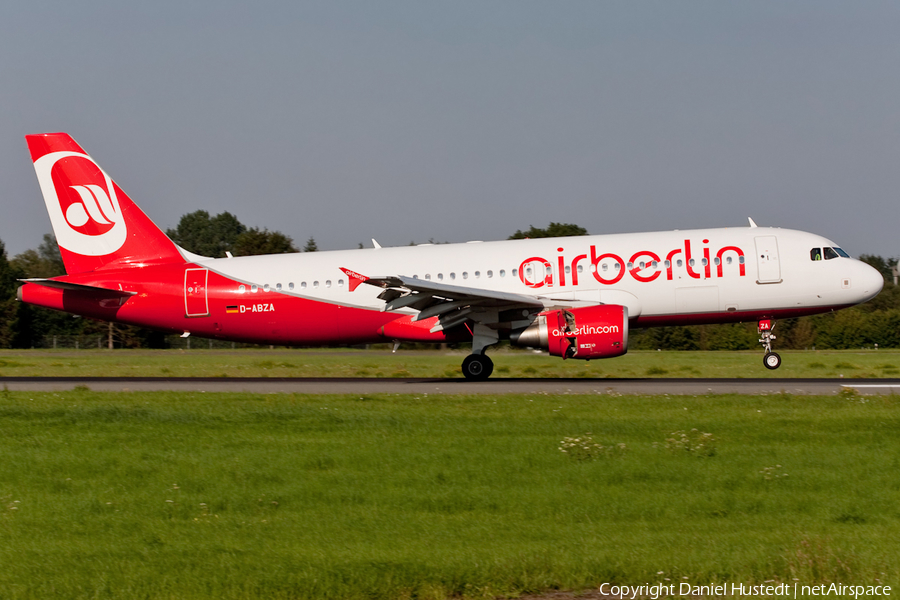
[66,185,117,228]
[33,151,126,257]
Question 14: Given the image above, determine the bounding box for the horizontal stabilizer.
[18,278,137,296]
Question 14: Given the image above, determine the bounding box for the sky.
[1,1,898,258]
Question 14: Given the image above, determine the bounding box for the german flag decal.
[226,305,239,314]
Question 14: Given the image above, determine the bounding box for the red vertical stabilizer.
[26,133,186,275]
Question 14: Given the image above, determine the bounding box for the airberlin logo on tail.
[65,185,117,232]
[33,151,126,257]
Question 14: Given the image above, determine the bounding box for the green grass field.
[1,348,899,379]
[0,389,897,599]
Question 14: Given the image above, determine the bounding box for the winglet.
[748,217,758,228]
[340,267,369,292]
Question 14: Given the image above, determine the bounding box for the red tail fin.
[26,133,186,274]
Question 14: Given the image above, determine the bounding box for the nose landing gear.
[758,319,781,370]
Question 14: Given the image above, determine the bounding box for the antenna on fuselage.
[748,217,758,228]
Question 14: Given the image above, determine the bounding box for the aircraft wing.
[345,268,546,332]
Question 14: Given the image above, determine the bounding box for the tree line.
[0,211,310,348]
[0,218,896,350]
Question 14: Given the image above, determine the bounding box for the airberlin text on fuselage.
[518,239,746,288]
[551,325,620,337]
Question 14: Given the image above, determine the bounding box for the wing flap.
[365,275,546,309]
[349,271,548,332]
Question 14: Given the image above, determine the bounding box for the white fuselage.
[197,226,883,326]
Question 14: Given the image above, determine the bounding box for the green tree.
[700,323,757,351]
[11,233,65,278]
[303,237,318,252]
[233,228,298,256]
[166,211,247,257]
[630,325,700,351]
[11,234,86,347]
[0,239,28,347]
[508,223,589,240]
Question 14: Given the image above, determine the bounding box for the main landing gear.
[758,319,781,370]
[462,354,493,380]
[462,321,499,381]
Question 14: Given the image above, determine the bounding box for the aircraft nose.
[854,260,884,302]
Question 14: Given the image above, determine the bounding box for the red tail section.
[26,133,185,274]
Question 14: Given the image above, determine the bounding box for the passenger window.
[239,285,246,293]
[338,279,344,287]
[276,283,282,291]
[512,269,518,277]
[677,259,684,268]
[301,282,307,289]
[500,270,506,277]
[824,247,839,260]
[577,265,583,273]
[437,273,443,281]
[474,271,480,278]
[251,285,258,293]
[811,248,822,261]
[450,273,456,280]
[739,256,745,264]
[289,282,294,290]
[487,270,493,278]
[313,281,319,288]
[325,280,332,288]
[425,274,431,281]
[726,257,732,265]
[462,272,468,279]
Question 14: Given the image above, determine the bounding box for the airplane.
[17,132,884,379]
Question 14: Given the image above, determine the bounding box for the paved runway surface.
[2,377,899,395]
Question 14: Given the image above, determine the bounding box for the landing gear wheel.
[764,352,782,370]
[462,354,494,380]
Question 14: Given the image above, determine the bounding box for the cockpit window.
[813,247,850,260]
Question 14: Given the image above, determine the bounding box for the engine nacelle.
[510,305,628,360]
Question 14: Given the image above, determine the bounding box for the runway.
[2,376,899,395]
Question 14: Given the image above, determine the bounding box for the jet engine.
[510,305,628,360]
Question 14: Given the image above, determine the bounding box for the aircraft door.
[184,268,210,317]
[754,236,782,284]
